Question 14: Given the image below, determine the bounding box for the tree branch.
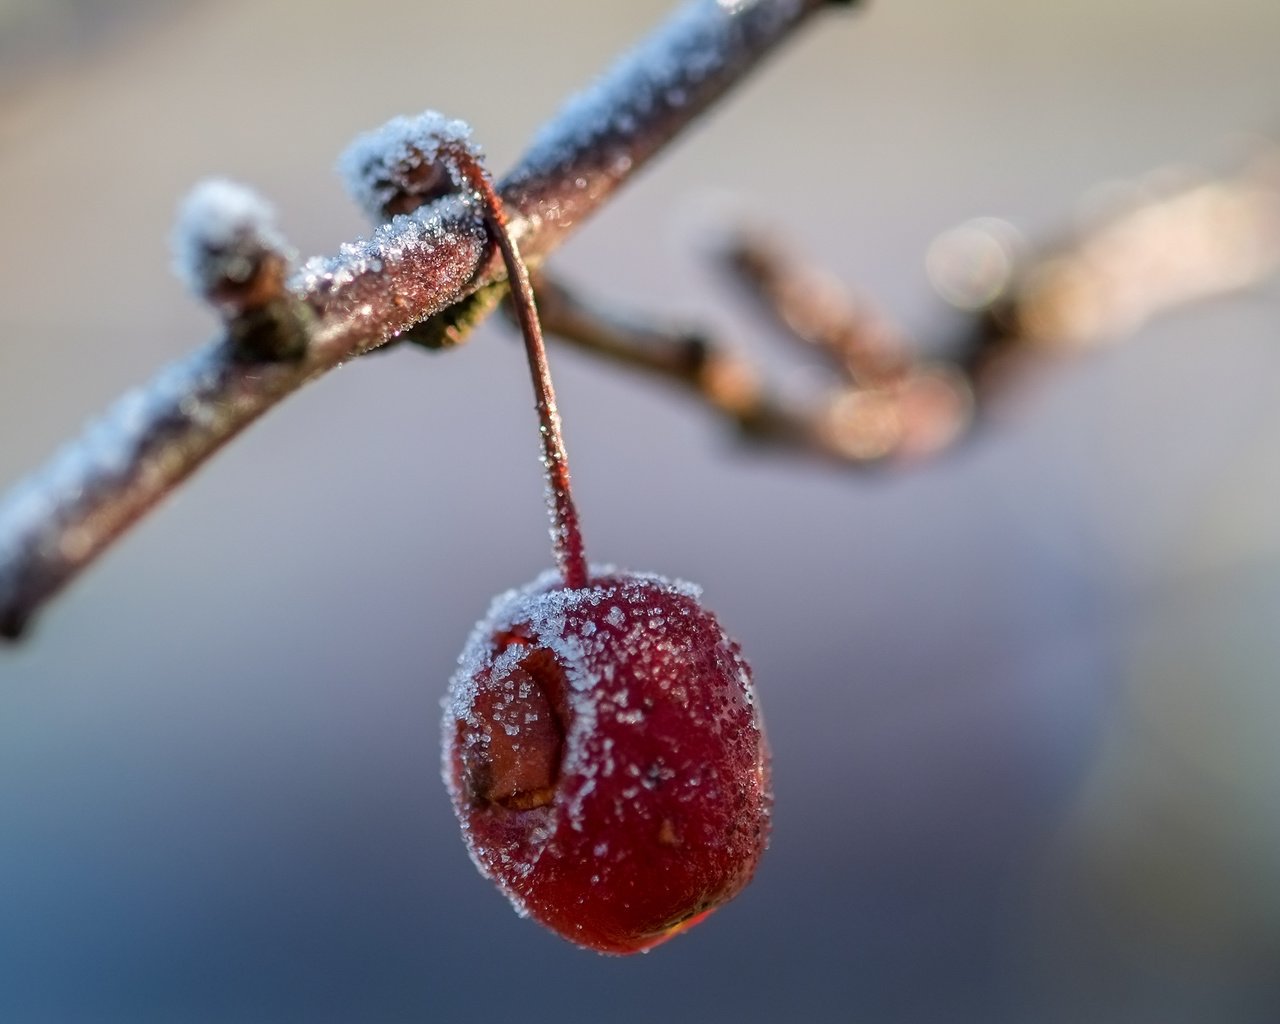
[0,0,846,640]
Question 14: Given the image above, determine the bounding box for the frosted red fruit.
[443,569,771,955]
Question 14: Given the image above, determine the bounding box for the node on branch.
[171,179,310,360]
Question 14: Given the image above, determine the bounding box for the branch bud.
[171,179,309,360]
[337,112,481,221]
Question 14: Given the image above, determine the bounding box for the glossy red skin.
[443,572,771,954]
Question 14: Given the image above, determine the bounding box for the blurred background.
[2,1,1280,1021]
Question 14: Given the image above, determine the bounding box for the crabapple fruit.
[444,570,770,954]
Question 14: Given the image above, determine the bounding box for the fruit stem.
[448,147,590,590]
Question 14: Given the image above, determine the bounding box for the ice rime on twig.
[338,113,480,222]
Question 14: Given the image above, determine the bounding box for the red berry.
[443,570,771,954]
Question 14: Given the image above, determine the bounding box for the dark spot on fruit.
[460,646,568,811]
[657,819,681,846]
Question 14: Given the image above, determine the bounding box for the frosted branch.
[0,0,843,639]
[534,157,1280,466]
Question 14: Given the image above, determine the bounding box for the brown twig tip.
[1007,168,1280,348]
[947,157,1280,387]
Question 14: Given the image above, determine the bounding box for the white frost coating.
[446,565,704,735]
[444,566,703,790]
[0,353,223,591]
[337,111,479,223]
[518,0,801,179]
[463,566,699,652]
[523,3,723,166]
[292,192,483,297]
[171,179,288,296]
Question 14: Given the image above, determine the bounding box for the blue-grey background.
[2,1,1280,1021]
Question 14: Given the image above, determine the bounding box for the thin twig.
[536,271,970,464]
[722,226,914,386]
[0,0,848,639]
[530,274,830,453]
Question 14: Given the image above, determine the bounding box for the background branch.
[531,153,1280,465]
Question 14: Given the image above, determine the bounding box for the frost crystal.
[337,111,480,223]
[515,0,760,184]
[171,179,288,297]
